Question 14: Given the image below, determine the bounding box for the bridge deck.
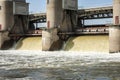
[29,6,113,23]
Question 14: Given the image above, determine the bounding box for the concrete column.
[0,0,14,49]
[0,0,14,31]
[42,0,62,51]
[113,0,120,25]
[109,26,120,53]
[109,0,120,53]
[42,29,59,51]
[46,0,62,29]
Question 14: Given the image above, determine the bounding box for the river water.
[0,51,120,80]
[0,35,119,80]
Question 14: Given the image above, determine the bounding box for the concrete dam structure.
[109,0,120,53]
[0,0,119,53]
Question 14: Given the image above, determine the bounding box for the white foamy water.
[0,51,120,69]
[0,51,120,80]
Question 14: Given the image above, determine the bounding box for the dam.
[0,0,120,80]
[0,0,119,52]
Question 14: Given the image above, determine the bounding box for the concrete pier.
[0,0,28,49]
[0,0,14,49]
[109,0,120,53]
[109,26,120,53]
[42,0,63,51]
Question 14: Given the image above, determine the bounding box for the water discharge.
[15,37,42,50]
[14,35,109,52]
[64,35,109,52]
[0,51,120,80]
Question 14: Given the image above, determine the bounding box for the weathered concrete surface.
[110,0,120,53]
[0,51,120,80]
[109,26,120,53]
[0,32,10,49]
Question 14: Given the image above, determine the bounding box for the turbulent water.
[15,37,42,50]
[1,35,119,80]
[64,35,109,52]
[0,51,120,80]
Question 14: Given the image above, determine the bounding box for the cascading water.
[64,35,109,52]
[15,37,42,50]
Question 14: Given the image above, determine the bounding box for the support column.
[109,0,120,53]
[0,0,14,49]
[42,0,63,51]
[109,26,120,53]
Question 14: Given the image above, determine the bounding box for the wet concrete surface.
[0,51,120,80]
